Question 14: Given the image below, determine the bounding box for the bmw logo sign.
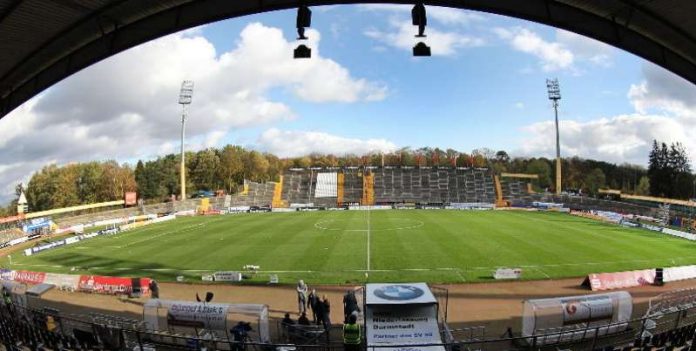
[374,285,424,301]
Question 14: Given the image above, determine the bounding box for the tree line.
[1,142,692,215]
[648,140,694,199]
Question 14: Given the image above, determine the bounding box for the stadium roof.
[1,0,696,120]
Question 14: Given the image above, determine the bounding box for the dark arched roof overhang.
[1,0,695,120]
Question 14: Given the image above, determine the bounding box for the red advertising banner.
[124,192,137,206]
[583,269,655,291]
[78,275,151,296]
[0,214,25,224]
[12,270,46,284]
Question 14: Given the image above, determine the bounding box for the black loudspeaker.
[655,268,664,286]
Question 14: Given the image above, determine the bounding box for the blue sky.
[199,5,641,151]
[0,4,695,201]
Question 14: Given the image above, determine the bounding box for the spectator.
[343,313,361,351]
[343,290,360,323]
[314,294,326,326]
[298,312,311,326]
[1,286,12,317]
[307,288,320,323]
[281,312,295,341]
[149,280,159,299]
[282,312,295,327]
[296,280,308,314]
[321,295,331,331]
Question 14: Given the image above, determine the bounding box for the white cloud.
[517,114,690,165]
[555,30,613,67]
[495,28,615,73]
[364,20,485,56]
[628,63,696,117]
[0,23,387,202]
[258,129,398,157]
[358,4,486,26]
[495,27,573,72]
[514,102,525,109]
[517,63,696,166]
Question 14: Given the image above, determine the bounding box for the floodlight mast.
[546,78,562,195]
[179,80,194,201]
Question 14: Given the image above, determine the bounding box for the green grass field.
[3,210,696,284]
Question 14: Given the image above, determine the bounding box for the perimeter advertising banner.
[12,270,46,284]
[78,275,151,295]
[664,265,696,282]
[583,269,655,291]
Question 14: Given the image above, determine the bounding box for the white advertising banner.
[494,268,522,280]
[152,215,176,224]
[167,302,229,330]
[664,265,696,282]
[662,228,696,241]
[366,304,441,345]
[212,271,242,282]
[43,273,80,290]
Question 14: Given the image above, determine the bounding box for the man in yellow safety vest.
[343,313,361,351]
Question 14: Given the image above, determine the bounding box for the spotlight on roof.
[412,2,427,38]
[294,5,313,59]
[296,5,312,40]
[294,44,312,59]
[411,3,430,56]
[413,42,431,57]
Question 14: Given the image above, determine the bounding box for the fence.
[4,298,696,351]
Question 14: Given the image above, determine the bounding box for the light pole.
[546,78,562,195]
[178,80,194,201]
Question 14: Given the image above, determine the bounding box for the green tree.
[218,145,245,192]
[526,159,552,189]
[636,176,650,195]
[583,168,606,195]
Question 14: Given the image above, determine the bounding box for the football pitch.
[4,210,696,284]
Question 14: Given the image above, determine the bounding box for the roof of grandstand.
[1,0,696,119]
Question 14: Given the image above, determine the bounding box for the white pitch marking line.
[533,267,551,279]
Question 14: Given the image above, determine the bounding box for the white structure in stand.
[522,291,632,345]
[365,283,445,351]
[314,172,338,198]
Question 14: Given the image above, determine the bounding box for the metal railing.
[4,301,696,351]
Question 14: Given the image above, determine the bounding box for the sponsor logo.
[565,303,577,315]
[374,285,424,301]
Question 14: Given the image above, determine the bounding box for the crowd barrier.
[3,292,696,351]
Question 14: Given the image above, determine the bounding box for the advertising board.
[583,269,655,291]
[494,268,522,280]
[213,271,242,282]
[124,192,137,206]
[167,302,229,329]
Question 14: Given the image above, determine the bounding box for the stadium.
[1,1,696,351]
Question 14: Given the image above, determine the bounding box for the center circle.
[314,217,424,232]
